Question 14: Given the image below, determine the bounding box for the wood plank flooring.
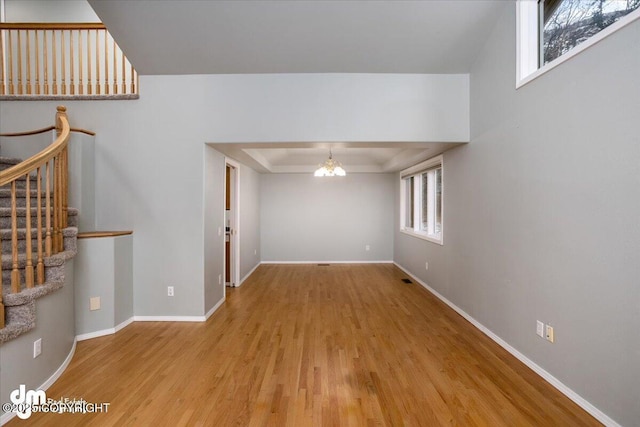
[9,264,600,426]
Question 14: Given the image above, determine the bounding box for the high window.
[517,0,640,87]
[400,156,443,245]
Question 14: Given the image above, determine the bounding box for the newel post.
[55,105,67,136]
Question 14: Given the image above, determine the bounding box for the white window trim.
[399,155,444,245]
[516,0,640,88]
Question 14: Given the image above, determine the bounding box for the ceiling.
[88,0,506,75]
[208,141,463,174]
[88,0,505,173]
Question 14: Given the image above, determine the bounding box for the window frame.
[399,155,444,245]
[516,0,640,88]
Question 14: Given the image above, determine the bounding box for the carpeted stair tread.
[0,206,78,216]
[2,279,65,307]
[0,157,40,175]
[0,188,51,199]
[0,300,36,343]
[0,227,52,239]
[1,227,77,266]
[0,207,78,228]
[0,157,23,167]
[1,154,79,343]
[1,249,71,269]
[0,303,36,343]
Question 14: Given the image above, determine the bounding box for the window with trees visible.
[400,156,443,245]
[517,0,640,86]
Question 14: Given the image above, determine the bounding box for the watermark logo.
[9,384,46,419]
[2,385,110,419]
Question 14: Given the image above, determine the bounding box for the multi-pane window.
[400,156,443,244]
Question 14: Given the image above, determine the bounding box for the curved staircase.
[0,108,78,343]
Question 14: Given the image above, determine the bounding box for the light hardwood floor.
[11,264,600,426]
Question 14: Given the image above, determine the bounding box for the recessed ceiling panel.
[208,142,464,174]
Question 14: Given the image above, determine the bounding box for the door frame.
[225,158,241,287]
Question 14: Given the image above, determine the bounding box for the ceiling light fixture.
[314,148,346,177]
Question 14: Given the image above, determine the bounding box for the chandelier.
[314,148,346,177]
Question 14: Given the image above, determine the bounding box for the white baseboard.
[76,328,114,342]
[132,315,206,322]
[205,297,225,320]
[1,339,77,425]
[77,312,215,343]
[260,260,394,265]
[393,262,621,427]
[114,317,135,333]
[40,338,77,391]
[76,317,134,342]
[238,262,261,286]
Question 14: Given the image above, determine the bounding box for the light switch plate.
[536,320,544,338]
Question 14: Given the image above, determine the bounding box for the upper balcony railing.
[0,23,139,99]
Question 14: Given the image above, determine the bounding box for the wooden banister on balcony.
[0,23,138,99]
[0,106,71,329]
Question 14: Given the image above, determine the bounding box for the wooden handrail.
[0,107,70,185]
[0,106,71,322]
[77,231,133,239]
[0,125,55,137]
[0,23,106,30]
[0,126,95,137]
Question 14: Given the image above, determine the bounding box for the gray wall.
[394,5,639,426]
[0,73,468,317]
[239,164,261,281]
[74,235,133,335]
[4,0,100,22]
[1,132,96,231]
[0,262,76,421]
[203,146,226,315]
[261,173,394,262]
[75,238,114,334]
[113,236,133,326]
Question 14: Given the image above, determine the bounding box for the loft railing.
[0,23,138,98]
[0,106,71,329]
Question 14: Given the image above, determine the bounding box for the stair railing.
[0,106,71,329]
[0,23,138,97]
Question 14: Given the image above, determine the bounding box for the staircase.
[0,108,78,343]
[0,158,78,343]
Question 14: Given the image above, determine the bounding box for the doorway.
[225,160,240,287]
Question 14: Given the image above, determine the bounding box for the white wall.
[261,173,394,262]
[394,6,640,426]
[1,73,468,317]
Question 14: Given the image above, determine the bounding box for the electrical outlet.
[536,320,544,338]
[546,325,554,343]
[365,245,370,251]
[218,227,222,236]
[90,297,101,311]
[168,286,174,297]
[425,262,429,270]
[254,249,257,255]
[218,274,222,285]
[33,339,42,358]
